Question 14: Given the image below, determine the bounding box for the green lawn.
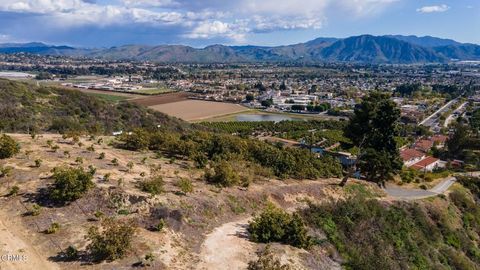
[86,93,129,102]
[132,88,176,95]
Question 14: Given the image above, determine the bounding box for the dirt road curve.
[0,218,58,270]
[197,217,255,270]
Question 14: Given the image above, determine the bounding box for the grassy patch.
[86,92,129,102]
[132,88,176,95]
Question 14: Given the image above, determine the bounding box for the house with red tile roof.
[413,139,434,153]
[411,156,445,172]
[400,148,426,167]
[431,135,448,149]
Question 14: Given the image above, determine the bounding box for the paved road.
[419,98,458,127]
[385,177,456,200]
[444,102,468,128]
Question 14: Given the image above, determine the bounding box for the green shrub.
[139,175,164,195]
[176,178,194,194]
[98,152,105,159]
[117,209,130,215]
[111,158,119,166]
[126,161,134,171]
[304,194,480,270]
[34,159,42,168]
[247,245,293,270]
[155,219,166,232]
[29,204,42,216]
[45,222,60,234]
[75,157,83,164]
[86,218,136,261]
[64,246,78,260]
[205,160,240,187]
[0,134,20,159]
[94,210,104,219]
[49,167,94,203]
[248,204,311,248]
[0,166,12,177]
[7,185,19,196]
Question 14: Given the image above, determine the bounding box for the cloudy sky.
[0,0,478,47]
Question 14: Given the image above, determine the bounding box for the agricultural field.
[131,87,176,95]
[131,92,191,106]
[149,100,250,121]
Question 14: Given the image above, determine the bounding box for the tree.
[49,167,94,203]
[446,122,469,159]
[86,218,136,261]
[261,99,274,108]
[205,160,240,187]
[0,134,20,159]
[343,92,402,187]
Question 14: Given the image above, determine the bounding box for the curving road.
[385,177,456,201]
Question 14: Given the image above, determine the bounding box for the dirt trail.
[197,217,255,270]
[0,215,59,270]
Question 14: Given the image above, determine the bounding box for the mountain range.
[1,35,480,64]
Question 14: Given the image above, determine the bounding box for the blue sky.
[0,0,478,47]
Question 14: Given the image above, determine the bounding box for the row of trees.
[118,128,343,182]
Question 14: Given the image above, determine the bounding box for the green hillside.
[0,79,187,134]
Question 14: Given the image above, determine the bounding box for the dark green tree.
[342,92,402,187]
[49,167,95,203]
[0,134,20,159]
[446,122,469,159]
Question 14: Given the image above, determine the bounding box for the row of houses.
[400,135,448,172]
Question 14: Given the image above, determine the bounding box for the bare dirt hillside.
[0,134,380,269]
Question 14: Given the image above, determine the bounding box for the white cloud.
[185,21,246,42]
[416,4,450,14]
[0,0,400,41]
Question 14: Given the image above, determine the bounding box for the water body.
[235,114,299,122]
[0,71,34,78]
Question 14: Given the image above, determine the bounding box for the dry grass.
[149,100,250,121]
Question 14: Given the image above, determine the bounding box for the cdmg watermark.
[0,254,28,262]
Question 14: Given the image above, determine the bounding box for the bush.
[34,159,42,168]
[155,219,166,232]
[0,134,20,159]
[49,167,94,203]
[176,178,194,194]
[247,245,293,270]
[0,166,12,178]
[205,160,240,187]
[45,222,61,234]
[86,218,136,261]
[248,204,311,248]
[7,185,19,196]
[139,175,164,195]
[29,204,41,216]
[111,158,119,166]
[64,246,78,260]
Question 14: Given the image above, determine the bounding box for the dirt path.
[197,217,255,270]
[0,214,59,270]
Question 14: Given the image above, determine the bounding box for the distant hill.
[386,35,461,47]
[1,35,480,64]
[319,35,445,63]
[0,79,187,134]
